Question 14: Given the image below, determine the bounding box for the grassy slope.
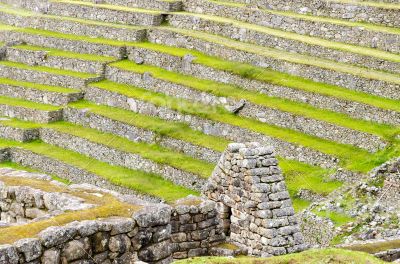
[0,138,197,202]
[110,60,399,141]
[0,77,80,94]
[90,80,399,173]
[175,248,386,264]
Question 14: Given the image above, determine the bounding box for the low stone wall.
[374,248,400,262]
[0,178,93,226]
[168,14,400,75]
[0,104,63,124]
[229,0,400,28]
[83,85,338,168]
[64,107,221,163]
[38,127,206,191]
[0,123,39,142]
[5,47,111,75]
[128,46,400,126]
[0,82,83,106]
[0,192,225,263]
[146,29,399,100]
[181,0,400,54]
[203,142,307,256]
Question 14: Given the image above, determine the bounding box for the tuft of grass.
[174,248,386,263]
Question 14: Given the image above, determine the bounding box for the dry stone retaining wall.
[203,142,307,256]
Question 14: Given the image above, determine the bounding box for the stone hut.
[203,142,306,257]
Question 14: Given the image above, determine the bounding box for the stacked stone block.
[170,196,225,259]
[203,142,307,257]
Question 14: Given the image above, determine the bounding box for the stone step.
[84,80,340,168]
[0,3,147,42]
[0,77,83,106]
[168,12,400,74]
[0,60,102,89]
[37,122,210,190]
[105,61,387,153]
[5,44,117,75]
[218,0,400,27]
[148,27,400,100]
[127,46,400,126]
[79,0,183,11]
[0,137,195,203]
[65,102,222,163]
[182,0,400,54]
[0,25,126,58]
[0,95,63,123]
[32,0,166,26]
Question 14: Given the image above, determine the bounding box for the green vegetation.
[175,248,386,263]
[314,210,354,227]
[344,239,400,254]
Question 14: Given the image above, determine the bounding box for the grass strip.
[0,77,79,94]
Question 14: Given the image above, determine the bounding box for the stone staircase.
[0,0,398,253]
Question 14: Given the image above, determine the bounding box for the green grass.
[314,210,354,227]
[0,60,97,79]
[89,80,392,173]
[69,100,230,152]
[0,138,197,202]
[0,77,79,94]
[128,40,400,113]
[12,44,116,62]
[344,239,400,254]
[173,12,400,63]
[175,248,386,263]
[45,121,215,179]
[0,95,61,111]
[110,60,400,141]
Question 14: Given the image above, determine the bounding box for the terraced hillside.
[0,0,399,244]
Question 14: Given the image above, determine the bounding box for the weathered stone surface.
[133,204,171,227]
[14,238,42,262]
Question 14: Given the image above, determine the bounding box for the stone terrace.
[0,0,398,260]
